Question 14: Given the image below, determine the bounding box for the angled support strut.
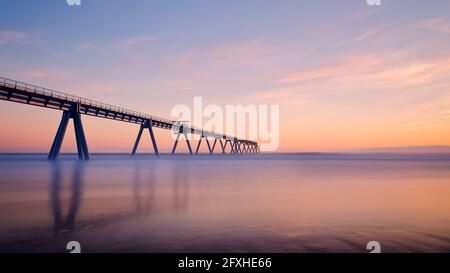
[131,120,159,157]
[48,109,90,161]
[172,126,193,155]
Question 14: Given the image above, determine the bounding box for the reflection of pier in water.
[50,161,190,234]
[50,162,84,234]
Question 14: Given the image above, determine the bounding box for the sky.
[0,0,449,153]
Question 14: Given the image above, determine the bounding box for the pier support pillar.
[203,137,215,154]
[48,110,90,161]
[220,139,226,154]
[226,140,234,154]
[233,140,240,154]
[195,136,203,154]
[172,126,193,155]
[131,120,159,157]
[205,138,212,154]
[209,139,217,154]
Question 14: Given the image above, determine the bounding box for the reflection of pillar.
[48,109,90,160]
[133,161,155,213]
[172,162,189,210]
[51,161,85,234]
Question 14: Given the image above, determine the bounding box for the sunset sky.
[0,0,449,153]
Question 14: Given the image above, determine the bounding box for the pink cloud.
[277,52,450,87]
[211,40,270,64]
[252,87,312,106]
[23,70,49,78]
[277,54,385,84]
[66,83,120,95]
[174,55,190,69]
[417,17,450,34]
[0,31,29,45]
[438,110,450,118]
[166,40,273,89]
[335,23,393,47]
[19,69,68,80]
[172,40,272,70]
[373,60,450,86]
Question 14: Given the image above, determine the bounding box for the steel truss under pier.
[0,76,260,160]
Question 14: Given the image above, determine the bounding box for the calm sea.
[0,153,449,253]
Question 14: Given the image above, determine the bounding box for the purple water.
[0,153,449,253]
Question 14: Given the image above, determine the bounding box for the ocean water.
[0,153,449,253]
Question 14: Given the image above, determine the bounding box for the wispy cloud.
[0,31,29,45]
[277,54,385,84]
[438,110,450,118]
[336,23,393,47]
[417,17,450,34]
[63,83,121,98]
[166,39,273,89]
[81,84,119,94]
[277,52,450,88]
[174,55,190,69]
[255,88,312,106]
[373,60,450,86]
[172,39,272,70]
[177,86,198,91]
[23,70,49,79]
[119,35,157,48]
[211,40,270,64]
